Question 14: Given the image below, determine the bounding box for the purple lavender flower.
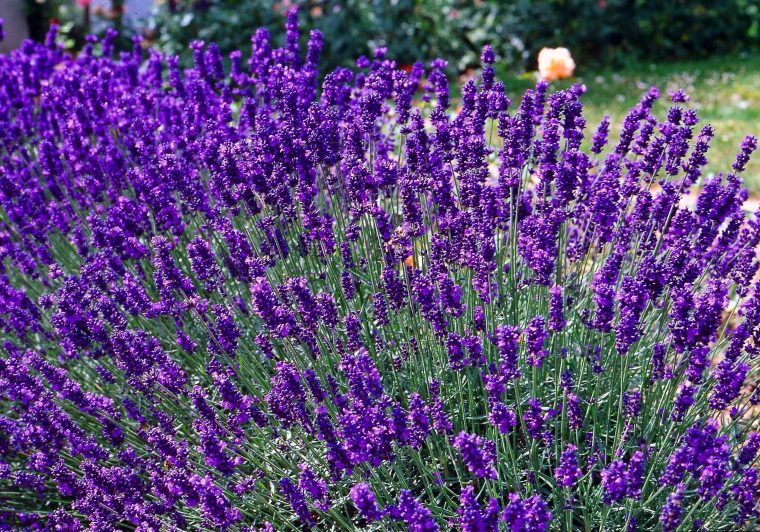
[672,385,696,422]
[554,445,582,488]
[299,464,330,512]
[392,490,440,531]
[280,477,315,528]
[501,493,552,532]
[428,380,453,434]
[601,460,627,504]
[625,451,645,499]
[408,393,432,449]
[615,277,648,355]
[382,267,407,310]
[489,402,518,434]
[602,451,645,504]
[373,292,389,326]
[623,391,642,418]
[457,486,500,532]
[494,325,521,378]
[709,359,749,411]
[303,370,326,403]
[548,285,566,332]
[447,332,468,371]
[591,115,611,154]
[732,468,759,525]
[662,421,730,499]
[732,135,757,174]
[660,484,685,532]
[524,399,545,439]
[525,315,549,367]
[567,393,583,430]
[266,362,312,430]
[350,482,382,522]
[191,474,242,528]
[651,344,667,382]
[251,277,294,337]
[453,432,498,480]
[739,432,760,466]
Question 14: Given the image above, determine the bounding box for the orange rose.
[537,47,575,82]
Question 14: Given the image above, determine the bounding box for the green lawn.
[493,53,760,193]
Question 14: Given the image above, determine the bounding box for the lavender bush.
[0,11,759,531]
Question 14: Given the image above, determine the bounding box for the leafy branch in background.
[144,0,759,75]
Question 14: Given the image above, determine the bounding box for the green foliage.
[148,1,418,72]
[518,0,759,66]
[147,0,531,73]
[146,0,759,73]
[23,0,135,51]
[23,0,69,42]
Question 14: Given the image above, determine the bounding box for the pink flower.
[537,47,575,82]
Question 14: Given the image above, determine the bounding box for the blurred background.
[1,0,759,188]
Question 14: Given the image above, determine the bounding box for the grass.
[492,52,760,193]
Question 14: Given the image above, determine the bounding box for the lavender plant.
[0,11,759,531]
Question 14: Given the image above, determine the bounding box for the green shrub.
[78,0,760,73]
[518,0,759,66]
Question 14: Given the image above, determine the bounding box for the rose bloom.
[538,47,575,82]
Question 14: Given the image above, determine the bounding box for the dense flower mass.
[0,11,759,530]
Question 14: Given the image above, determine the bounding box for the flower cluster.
[0,12,758,530]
